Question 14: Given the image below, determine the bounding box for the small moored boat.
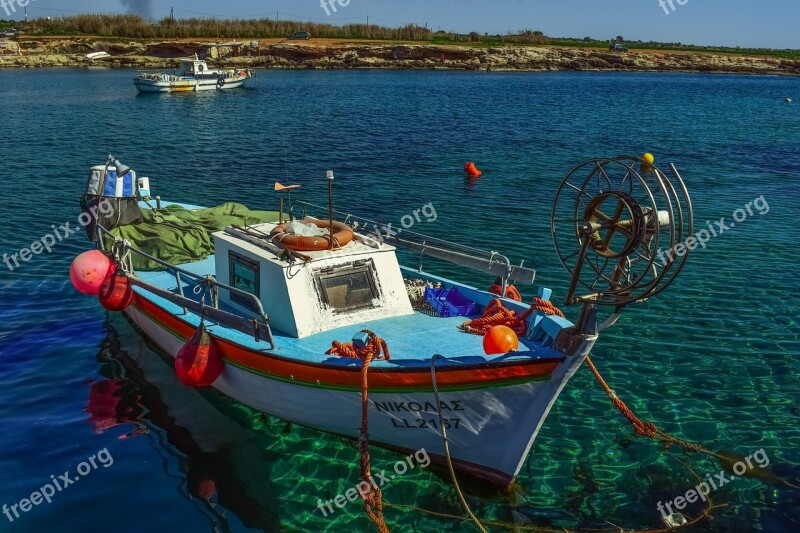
[134,54,253,93]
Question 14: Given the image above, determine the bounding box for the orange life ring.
[270,219,354,251]
[488,282,522,302]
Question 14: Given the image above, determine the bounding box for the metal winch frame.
[551,156,693,333]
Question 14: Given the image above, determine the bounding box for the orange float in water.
[482,325,519,355]
[175,322,224,388]
[464,162,482,177]
[98,271,134,311]
[70,250,115,296]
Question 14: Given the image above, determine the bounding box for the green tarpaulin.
[109,203,279,271]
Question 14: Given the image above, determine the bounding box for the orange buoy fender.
[464,162,482,177]
[70,250,115,295]
[483,325,519,355]
[98,271,134,311]
[175,322,224,388]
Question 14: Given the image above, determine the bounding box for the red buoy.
[198,479,217,501]
[98,271,133,312]
[482,325,519,355]
[175,322,224,388]
[70,250,115,295]
[464,162,482,177]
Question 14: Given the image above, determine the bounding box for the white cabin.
[213,222,413,338]
[179,56,210,77]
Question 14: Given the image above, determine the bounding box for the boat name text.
[373,400,464,413]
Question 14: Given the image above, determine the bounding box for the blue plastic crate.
[423,286,476,318]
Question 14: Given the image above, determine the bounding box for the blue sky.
[10,0,800,49]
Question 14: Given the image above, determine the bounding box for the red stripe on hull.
[131,292,559,391]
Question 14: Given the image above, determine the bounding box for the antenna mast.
[326,171,335,249]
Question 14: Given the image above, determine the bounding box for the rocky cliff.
[1,39,798,76]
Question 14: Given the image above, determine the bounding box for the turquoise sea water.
[0,69,799,532]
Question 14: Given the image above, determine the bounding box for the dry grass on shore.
[17,14,549,45]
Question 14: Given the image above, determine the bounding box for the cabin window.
[316,260,380,312]
[229,252,259,311]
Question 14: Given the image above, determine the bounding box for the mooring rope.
[323,316,733,532]
[358,351,390,533]
[377,347,728,532]
[383,443,725,532]
[326,330,390,533]
[584,355,724,460]
[431,354,488,533]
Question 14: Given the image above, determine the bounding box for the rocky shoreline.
[1,39,799,75]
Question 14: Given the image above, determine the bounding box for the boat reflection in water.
[88,314,480,531]
[88,315,290,530]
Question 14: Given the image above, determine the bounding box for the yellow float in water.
[641,152,655,172]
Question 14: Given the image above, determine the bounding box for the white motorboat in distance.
[134,54,253,93]
[86,51,111,61]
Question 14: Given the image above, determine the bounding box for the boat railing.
[135,70,180,81]
[95,224,275,349]
[136,68,175,74]
[292,201,537,289]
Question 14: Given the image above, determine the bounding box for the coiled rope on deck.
[460,297,564,336]
[325,329,390,361]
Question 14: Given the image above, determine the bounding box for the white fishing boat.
[134,54,253,93]
[71,155,693,492]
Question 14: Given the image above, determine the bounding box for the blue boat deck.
[133,253,568,367]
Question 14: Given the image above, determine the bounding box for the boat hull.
[123,291,595,487]
[134,75,249,93]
